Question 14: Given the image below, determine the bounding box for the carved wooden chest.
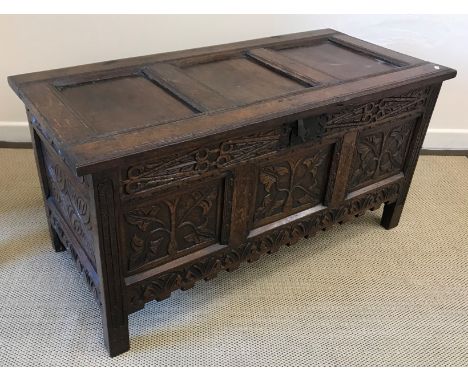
[8,29,456,356]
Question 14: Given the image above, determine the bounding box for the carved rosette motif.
[348,120,415,190]
[122,128,287,195]
[44,150,95,264]
[126,181,401,313]
[124,183,221,271]
[254,145,332,224]
[324,87,430,131]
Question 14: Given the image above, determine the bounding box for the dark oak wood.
[8,29,456,357]
[246,47,339,85]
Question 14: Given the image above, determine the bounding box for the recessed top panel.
[9,29,454,175]
[58,76,196,134]
[278,42,398,80]
[181,58,307,107]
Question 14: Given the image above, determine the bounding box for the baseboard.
[1,122,468,150]
[422,129,468,150]
[0,122,30,142]
[420,149,468,157]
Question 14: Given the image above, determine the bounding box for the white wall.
[1,14,466,148]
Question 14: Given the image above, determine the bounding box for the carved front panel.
[127,181,402,312]
[348,119,416,191]
[124,179,225,272]
[43,148,95,266]
[253,144,333,226]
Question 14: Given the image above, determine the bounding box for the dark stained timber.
[8,29,456,356]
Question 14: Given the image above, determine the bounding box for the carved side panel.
[122,127,289,196]
[43,148,95,266]
[253,144,333,226]
[49,210,100,304]
[124,179,225,272]
[348,120,416,191]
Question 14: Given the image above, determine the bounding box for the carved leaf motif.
[379,124,412,174]
[333,207,348,223]
[149,237,164,255]
[131,234,144,254]
[126,206,163,232]
[303,151,325,179]
[260,173,277,192]
[289,223,307,246]
[255,147,330,223]
[125,184,220,271]
[197,191,217,215]
[303,153,322,169]
[183,232,201,245]
[255,163,291,221]
[349,121,415,190]
[275,166,289,176]
[182,222,215,245]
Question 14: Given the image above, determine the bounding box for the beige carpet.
[0,148,467,367]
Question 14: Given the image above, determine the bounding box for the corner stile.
[89,171,130,357]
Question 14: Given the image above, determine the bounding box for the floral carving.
[44,150,95,265]
[349,120,415,190]
[380,123,414,173]
[124,183,221,271]
[122,128,287,195]
[126,181,401,313]
[254,146,332,224]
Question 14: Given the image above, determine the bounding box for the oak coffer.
[8,29,456,356]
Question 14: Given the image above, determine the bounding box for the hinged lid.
[8,29,456,175]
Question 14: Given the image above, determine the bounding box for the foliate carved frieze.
[124,182,222,272]
[290,87,430,145]
[348,120,415,190]
[324,87,430,131]
[126,181,401,313]
[43,149,95,264]
[122,128,288,195]
[254,145,332,224]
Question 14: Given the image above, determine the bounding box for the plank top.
[8,29,456,175]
